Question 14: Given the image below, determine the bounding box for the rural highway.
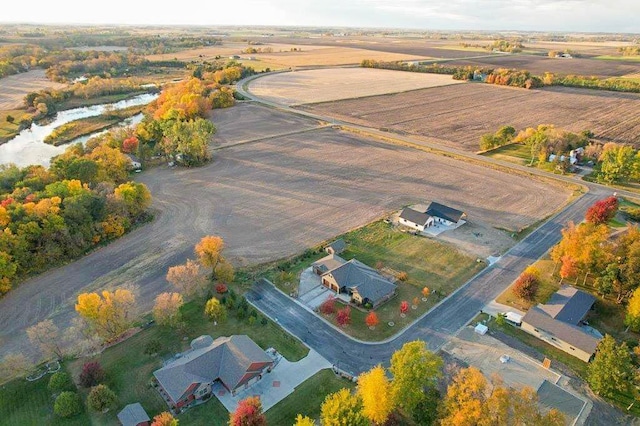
[238,70,640,373]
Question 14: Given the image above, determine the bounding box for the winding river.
[0,93,158,168]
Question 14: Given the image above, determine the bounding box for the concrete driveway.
[298,267,332,310]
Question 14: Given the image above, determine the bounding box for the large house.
[398,202,466,230]
[312,254,397,308]
[154,335,274,409]
[521,286,601,362]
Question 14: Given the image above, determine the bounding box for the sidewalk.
[482,300,525,318]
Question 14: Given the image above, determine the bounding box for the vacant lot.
[446,53,640,78]
[0,108,571,364]
[305,83,640,150]
[249,68,464,105]
[0,69,66,110]
[208,102,323,147]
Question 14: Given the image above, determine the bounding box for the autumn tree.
[390,341,443,419]
[587,335,634,397]
[559,255,578,282]
[79,361,105,388]
[440,367,487,425]
[205,297,227,323]
[151,78,209,121]
[195,235,230,280]
[87,384,117,412]
[0,251,17,294]
[153,292,184,327]
[75,289,137,341]
[27,319,64,360]
[586,196,619,225]
[357,365,394,424]
[293,414,314,426]
[597,144,638,183]
[626,287,640,331]
[122,136,139,154]
[151,412,179,426]
[422,287,430,298]
[166,259,208,298]
[336,306,351,326]
[512,270,539,301]
[319,295,336,315]
[365,311,379,328]
[113,182,151,219]
[321,388,368,426]
[229,396,266,426]
[400,300,409,314]
[160,118,215,166]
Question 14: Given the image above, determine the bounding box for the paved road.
[246,188,607,375]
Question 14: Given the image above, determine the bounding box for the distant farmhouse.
[399,201,466,231]
[154,335,273,410]
[312,255,396,308]
[521,286,601,362]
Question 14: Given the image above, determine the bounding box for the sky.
[2,0,639,33]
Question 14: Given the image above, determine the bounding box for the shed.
[475,323,488,335]
[117,403,150,426]
[325,239,346,255]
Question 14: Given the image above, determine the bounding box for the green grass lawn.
[265,369,355,425]
[483,143,534,166]
[496,258,559,311]
[0,365,91,426]
[272,221,484,341]
[65,298,308,425]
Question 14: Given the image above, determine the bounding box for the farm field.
[248,68,464,105]
[208,102,323,147]
[0,110,572,364]
[147,42,428,69]
[304,83,640,151]
[0,69,66,110]
[446,53,640,77]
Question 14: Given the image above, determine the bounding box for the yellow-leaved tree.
[320,388,367,426]
[153,292,184,327]
[166,259,208,298]
[357,365,394,424]
[195,235,233,281]
[75,288,136,341]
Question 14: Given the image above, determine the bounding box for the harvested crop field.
[304,83,640,150]
[208,102,323,147]
[446,54,640,78]
[0,69,66,110]
[248,68,464,105]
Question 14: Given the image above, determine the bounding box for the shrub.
[144,339,162,356]
[260,317,268,325]
[205,297,227,323]
[54,391,82,418]
[248,316,256,326]
[216,283,228,294]
[319,296,336,315]
[87,384,117,412]
[48,372,73,393]
[400,301,409,314]
[79,361,105,388]
[336,306,351,326]
[365,311,379,327]
[512,272,539,301]
[397,271,408,281]
[6,115,14,123]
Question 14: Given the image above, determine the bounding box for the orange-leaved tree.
[365,311,379,328]
[229,396,266,426]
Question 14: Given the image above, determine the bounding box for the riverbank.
[0,109,36,145]
[43,105,145,146]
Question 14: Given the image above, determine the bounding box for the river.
[0,93,158,168]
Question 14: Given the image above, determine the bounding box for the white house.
[399,208,434,231]
[425,202,466,227]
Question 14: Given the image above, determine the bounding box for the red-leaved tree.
[365,311,379,327]
[585,196,619,225]
[319,296,336,315]
[513,272,539,301]
[400,301,409,314]
[215,283,228,294]
[122,136,139,154]
[79,361,105,388]
[336,306,351,326]
[229,396,266,426]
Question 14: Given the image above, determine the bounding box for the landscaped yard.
[0,366,91,426]
[62,298,308,426]
[482,143,533,165]
[269,220,485,341]
[496,258,560,311]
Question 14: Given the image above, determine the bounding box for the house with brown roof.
[312,254,397,308]
[521,286,601,362]
[153,335,274,409]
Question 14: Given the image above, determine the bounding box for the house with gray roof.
[117,403,150,426]
[426,202,466,226]
[325,238,346,255]
[320,258,397,308]
[153,335,273,409]
[521,286,601,362]
[399,207,434,231]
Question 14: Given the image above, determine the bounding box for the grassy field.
[595,55,640,62]
[0,108,34,143]
[0,365,91,426]
[44,105,145,146]
[0,69,66,110]
[268,220,484,341]
[496,258,559,311]
[63,298,308,426]
[265,369,355,425]
[483,143,533,166]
